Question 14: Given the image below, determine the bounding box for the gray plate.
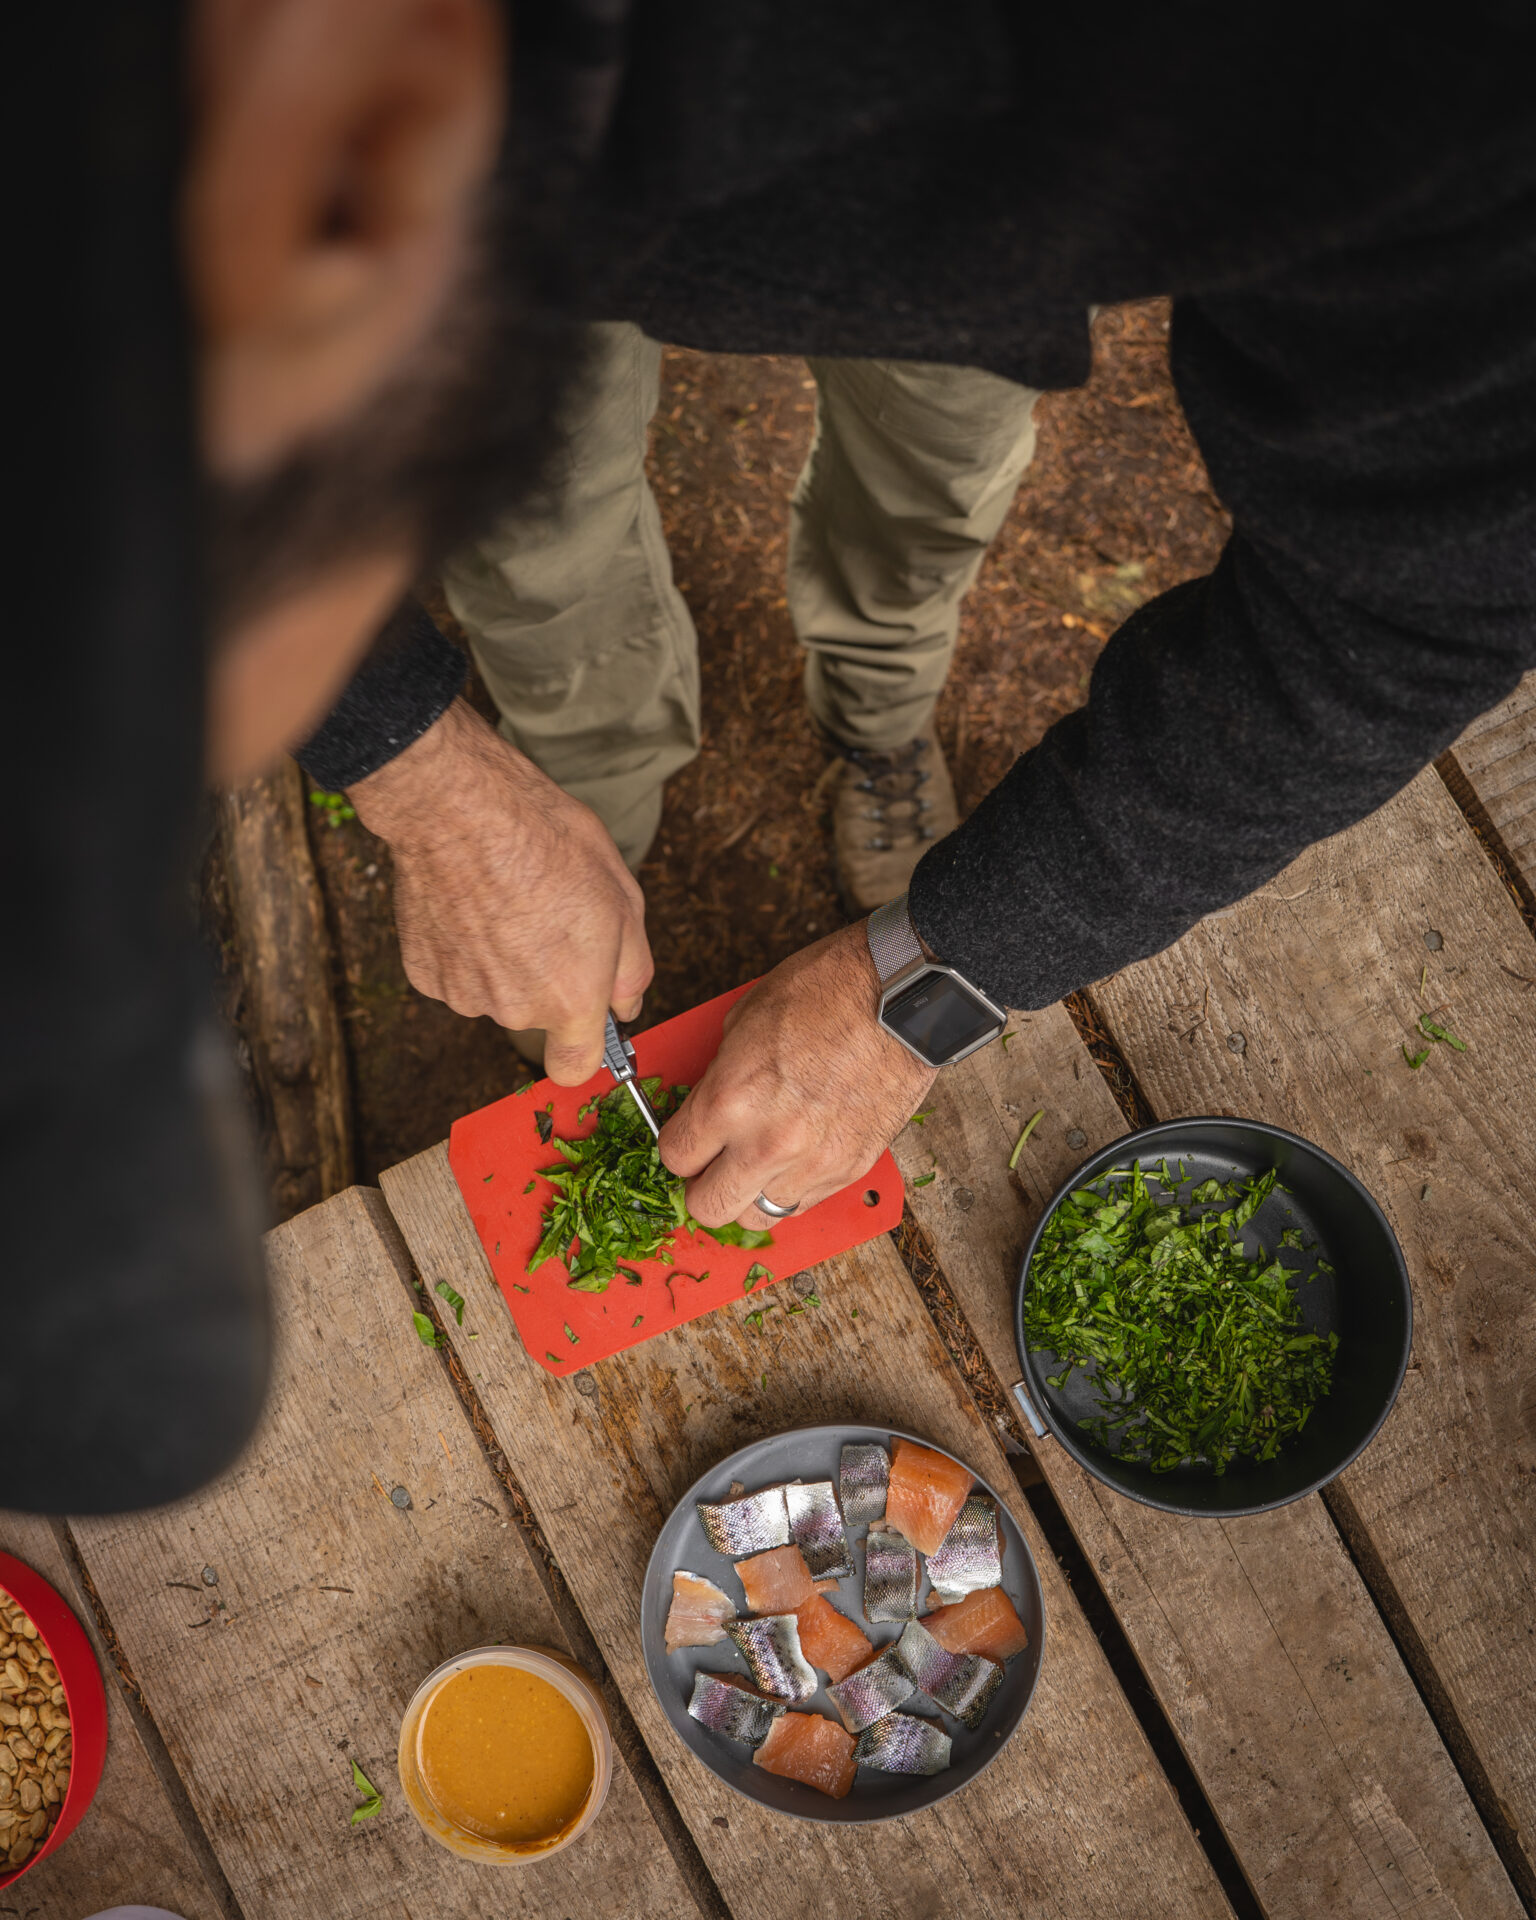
[641,1423,1045,1822]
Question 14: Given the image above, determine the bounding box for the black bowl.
[1013,1118,1411,1518]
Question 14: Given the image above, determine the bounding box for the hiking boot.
[829,725,960,915]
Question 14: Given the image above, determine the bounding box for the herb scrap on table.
[349,1757,383,1825]
[411,1311,443,1349]
[1023,1160,1337,1475]
[434,1280,465,1326]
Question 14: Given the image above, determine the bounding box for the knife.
[603,1011,662,1141]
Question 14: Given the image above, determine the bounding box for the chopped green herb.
[1402,1044,1432,1070]
[535,1109,554,1145]
[1000,1030,1016,1051]
[744,1262,772,1292]
[912,1171,937,1188]
[563,1323,579,1344]
[909,1108,934,1126]
[1417,1014,1468,1052]
[745,1304,779,1332]
[619,1266,643,1286]
[546,1350,561,1363]
[527,1079,772,1287]
[1023,1161,1337,1475]
[434,1280,465,1325]
[411,1311,443,1349]
[632,1314,644,1327]
[768,863,780,879]
[468,1331,480,1340]
[482,1173,494,1183]
[802,1290,822,1308]
[308,789,357,828]
[1008,1108,1045,1169]
[349,1758,382,1823]
[511,1282,529,1294]
[522,1179,535,1195]
[760,1372,767,1390]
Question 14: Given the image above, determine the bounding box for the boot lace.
[844,738,937,851]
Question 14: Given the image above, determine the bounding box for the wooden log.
[894,1005,1522,1920]
[70,1188,700,1920]
[1091,766,1536,1903]
[0,1509,231,1918]
[1440,670,1536,911]
[217,759,353,1217]
[382,1143,1234,1920]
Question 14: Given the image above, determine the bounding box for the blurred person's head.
[190,0,581,782]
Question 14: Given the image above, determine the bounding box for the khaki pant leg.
[442,322,700,870]
[791,357,1043,752]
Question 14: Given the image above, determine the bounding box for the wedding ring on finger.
[753,1191,799,1219]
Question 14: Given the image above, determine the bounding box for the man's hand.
[659,923,935,1231]
[347,698,653,1083]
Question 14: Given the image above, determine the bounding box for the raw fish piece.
[726,1613,818,1701]
[665,1569,736,1651]
[814,1578,842,1594]
[687,1671,785,1746]
[925,1494,1002,1599]
[839,1441,889,1525]
[827,1648,914,1732]
[893,1619,1003,1730]
[863,1527,918,1623]
[786,1479,853,1578]
[854,1711,952,1775]
[753,1711,857,1799]
[792,1593,874,1684]
[698,1485,790,1555]
[884,1438,973,1557]
[925,1585,1030,1664]
[737,1543,817,1614]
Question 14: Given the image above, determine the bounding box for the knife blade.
[603,1012,662,1141]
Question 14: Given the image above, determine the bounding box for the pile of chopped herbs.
[529,1078,773,1292]
[1023,1162,1338,1475]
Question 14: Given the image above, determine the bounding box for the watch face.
[882,968,1002,1067]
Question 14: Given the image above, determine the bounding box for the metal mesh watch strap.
[867,892,926,986]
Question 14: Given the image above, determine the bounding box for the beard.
[202,177,589,635]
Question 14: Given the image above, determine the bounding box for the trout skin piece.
[697,1485,791,1555]
[924,1494,1002,1600]
[884,1438,973,1557]
[839,1441,889,1526]
[863,1527,918,1623]
[786,1479,853,1578]
[665,1569,736,1652]
[924,1585,1030,1664]
[792,1592,874,1684]
[827,1648,915,1733]
[753,1711,858,1799]
[726,1613,818,1701]
[892,1619,1003,1730]
[687,1671,786,1746]
[854,1711,953,1775]
[736,1543,817,1614]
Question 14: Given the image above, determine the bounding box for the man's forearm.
[297,597,465,792]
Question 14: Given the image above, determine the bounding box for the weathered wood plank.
[381,1143,1232,1920]
[0,1509,233,1918]
[1091,767,1536,1900]
[1444,670,1536,899]
[69,1187,699,1920]
[218,757,353,1218]
[894,1003,1522,1920]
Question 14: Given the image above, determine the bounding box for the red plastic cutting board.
[448,983,905,1375]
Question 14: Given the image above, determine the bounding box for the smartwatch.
[866,892,1007,1068]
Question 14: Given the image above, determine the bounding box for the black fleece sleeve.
[907,184,1536,1009]
[297,596,466,790]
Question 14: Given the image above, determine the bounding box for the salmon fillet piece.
[753,1711,857,1799]
[924,1585,1029,1663]
[737,1543,817,1614]
[664,1570,735,1651]
[792,1592,875,1683]
[884,1438,973,1557]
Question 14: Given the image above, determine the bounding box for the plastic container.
[0,1551,110,1889]
[397,1645,611,1863]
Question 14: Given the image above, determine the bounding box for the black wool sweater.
[303,0,1536,1010]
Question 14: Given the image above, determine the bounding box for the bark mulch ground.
[233,298,1230,1206]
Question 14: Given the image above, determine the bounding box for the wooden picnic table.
[7,676,1532,1920]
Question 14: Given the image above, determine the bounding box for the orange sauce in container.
[398,1647,611,1862]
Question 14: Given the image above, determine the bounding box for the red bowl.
[0,1551,109,1887]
